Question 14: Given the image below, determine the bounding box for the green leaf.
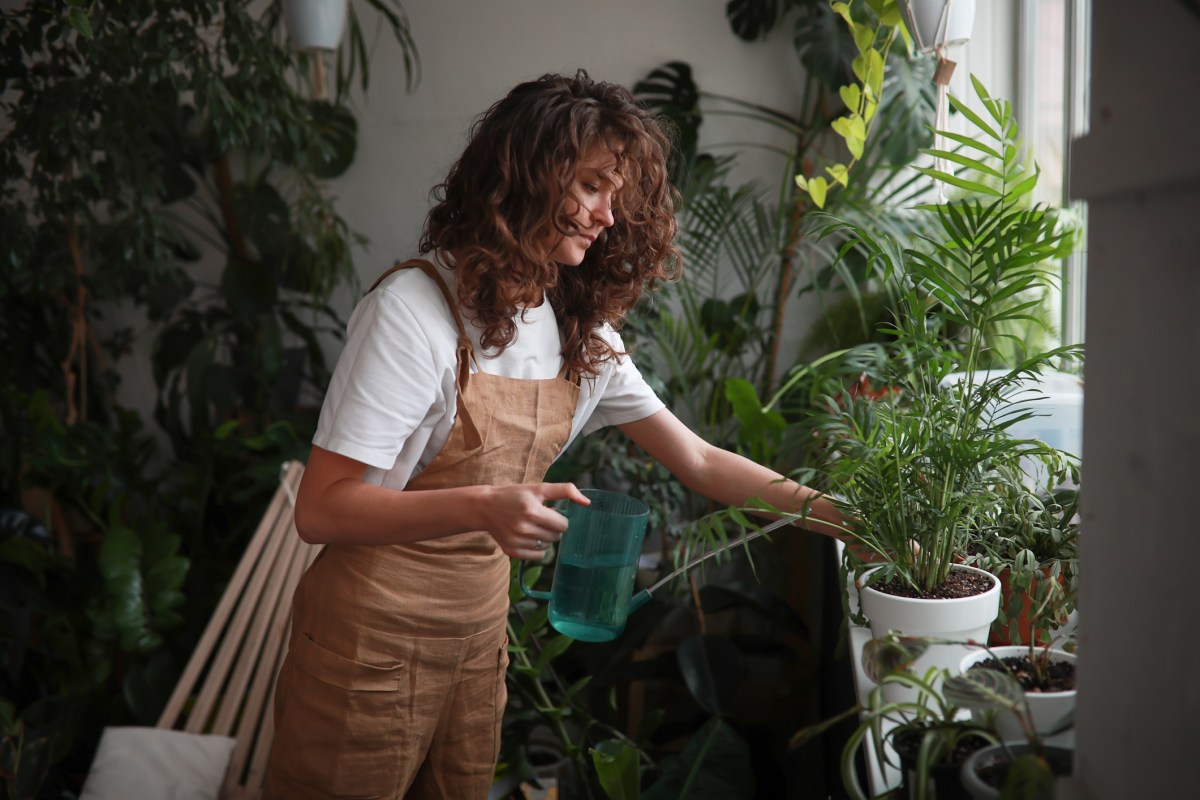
[795,3,854,89]
[846,134,864,159]
[1000,752,1057,800]
[914,166,1002,196]
[862,635,929,683]
[808,176,828,208]
[67,7,94,39]
[534,634,573,672]
[923,148,1004,178]
[839,83,862,111]
[948,94,1001,141]
[677,634,742,715]
[853,24,875,54]
[591,739,641,800]
[642,717,754,800]
[943,667,1026,713]
[306,102,358,179]
[726,0,787,41]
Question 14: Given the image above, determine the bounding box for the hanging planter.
[897,0,977,197]
[282,0,348,101]
[898,0,977,54]
[282,0,348,51]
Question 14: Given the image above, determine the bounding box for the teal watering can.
[519,488,801,642]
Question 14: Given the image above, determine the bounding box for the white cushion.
[80,727,236,800]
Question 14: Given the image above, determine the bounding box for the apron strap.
[369,259,483,451]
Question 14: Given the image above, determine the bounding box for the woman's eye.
[582,183,599,194]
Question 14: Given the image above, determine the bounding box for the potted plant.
[957,583,1078,748]
[943,651,1075,798]
[970,473,1080,647]
[771,75,1082,689]
[792,633,998,800]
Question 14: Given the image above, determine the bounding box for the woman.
[264,70,843,799]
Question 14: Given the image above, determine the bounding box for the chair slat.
[156,460,303,729]
[152,460,318,800]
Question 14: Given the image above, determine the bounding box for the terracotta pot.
[990,566,1069,647]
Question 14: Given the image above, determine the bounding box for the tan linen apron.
[264,260,580,799]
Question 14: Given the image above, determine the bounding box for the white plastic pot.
[898,0,977,53]
[283,0,348,51]
[960,743,1073,799]
[958,646,1077,746]
[860,564,1000,702]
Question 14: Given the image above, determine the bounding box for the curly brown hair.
[419,70,680,378]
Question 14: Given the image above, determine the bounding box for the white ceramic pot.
[860,563,999,702]
[283,0,348,51]
[960,743,1074,799]
[958,645,1077,746]
[898,0,977,53]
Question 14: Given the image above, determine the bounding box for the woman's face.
[546,145,623,266]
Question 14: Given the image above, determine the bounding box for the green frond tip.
[914,166,1001,196]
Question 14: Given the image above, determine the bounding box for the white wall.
[314,0,1016,394]
[328,0,804,314]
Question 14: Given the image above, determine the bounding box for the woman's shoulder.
[351,259,460,346]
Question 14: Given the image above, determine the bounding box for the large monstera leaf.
[726,0,794,40]
[793,1,856,89]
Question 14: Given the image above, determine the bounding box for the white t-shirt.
[313,257,665,491]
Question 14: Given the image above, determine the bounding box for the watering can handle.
[517,558,553,601]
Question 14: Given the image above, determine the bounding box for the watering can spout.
[628,588,653,615]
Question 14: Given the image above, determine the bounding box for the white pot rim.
[861,562,1000,605]
[959,644,1078,698]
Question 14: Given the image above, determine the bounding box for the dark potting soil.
[893,730,991,766]
[873,569,994,600]
[969,654,1076,693]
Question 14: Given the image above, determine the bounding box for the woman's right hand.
[478,482,591,560]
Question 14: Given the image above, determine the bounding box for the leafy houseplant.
[972,479,1080,647]
[779,74,1083,599]
[943,644,1075,799]
[792,633,998,800]
[0,2,416,794]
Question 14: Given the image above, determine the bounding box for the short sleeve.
[313,287,451,470]
[579,330,665,437]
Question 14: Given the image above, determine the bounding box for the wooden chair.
[156,460,320,799]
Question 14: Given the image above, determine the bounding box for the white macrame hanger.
[932,0,958,203]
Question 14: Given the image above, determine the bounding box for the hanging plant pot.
[898,0,977,53]
[958,646,1077,746]
[860,564,1000,702]
[283,0,348,51]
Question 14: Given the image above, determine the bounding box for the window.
[1018,0,1091,349]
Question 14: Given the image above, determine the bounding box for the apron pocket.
[274,634,406,798]
[291,631,403,690]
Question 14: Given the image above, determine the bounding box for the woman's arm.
[294,445,589,558]
[617,408,848,539]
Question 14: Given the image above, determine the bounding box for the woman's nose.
[593,196,615,228]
